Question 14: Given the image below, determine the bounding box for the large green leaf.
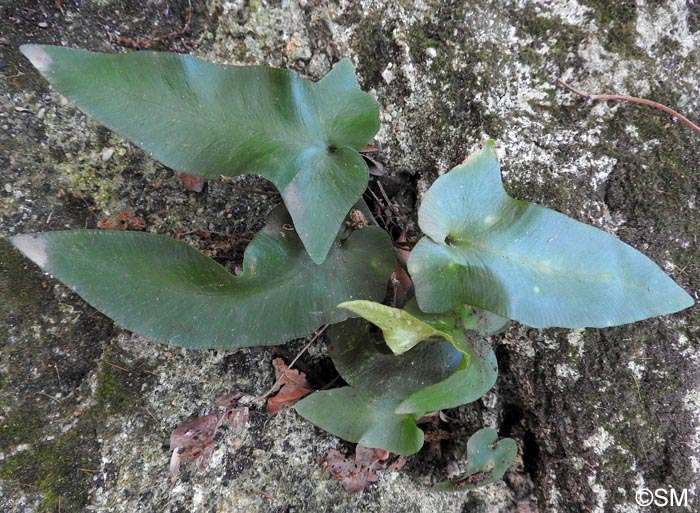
[295,318,497,455]
[433,428,517,491]
[21,45,380,264]
[10,206,394,349]
[408,141,694,328]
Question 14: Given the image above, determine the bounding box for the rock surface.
[1,0,698,511]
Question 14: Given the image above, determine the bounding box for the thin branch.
[557,79,700,134]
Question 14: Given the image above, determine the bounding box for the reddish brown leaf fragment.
[96,218,113,230]
[169,395,250,483]
[96,211,145,231]
[169,412,222,483]
[321,444,406,493]
[177,171,206,192]
[266,357,312,413]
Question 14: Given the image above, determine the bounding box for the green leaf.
[10,206,395,349]
[337,300,448,354]
[295,319,497,455]
[433,428,517,491]
[337,299,509,354]
[296,388,425,455]
[21,45,380,264]
[408,141,694,328]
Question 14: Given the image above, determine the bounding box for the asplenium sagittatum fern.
[13,45,694,491]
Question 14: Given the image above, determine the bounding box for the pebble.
[4,183,12,193]
[37,21,48,28]
[425,47,437,59]
[101,147,115,161]
[382,65,395,84]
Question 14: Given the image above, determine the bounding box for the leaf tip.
[11,233,49,268]
[20,44,53,74]
[337,300,361,311]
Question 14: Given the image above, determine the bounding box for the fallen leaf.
[267,357,312,414]
[169,394,250,483]
[96,218,113,230]
[177,171,206,192]
[321,444,406,493]
[97,211,145,231]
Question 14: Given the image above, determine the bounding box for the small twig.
[144,407,164,430]
[37,391,61,403]
[53,360,61,387]
[319,375,341,391]
[100,359,128,372]
[252,325,328,402]
[376,181,404,223]
[258,490,274,500]
[557,79,700,134]
[392,240,414,252]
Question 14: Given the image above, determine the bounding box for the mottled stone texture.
[1,0,698,512]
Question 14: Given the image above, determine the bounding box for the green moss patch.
[0,421,99,512]
[580,0,643,55]
[0,240,45,311]
[96,346,156,415]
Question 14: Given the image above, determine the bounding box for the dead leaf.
[321,444,406,493]
[266,357,312,414]
[177,171,206,192]
[169,394,250,483]
[97,211,145,231]
[96,218,113,230]
[169,412,221,483]
[417,412,443,460]
[359,145,385,176]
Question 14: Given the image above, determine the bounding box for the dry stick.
[557,79,700,134]
[376,181,405,225]
[251,325,328,403]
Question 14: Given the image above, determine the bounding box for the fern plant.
[13,45,694,490]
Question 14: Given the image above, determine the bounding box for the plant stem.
[557,79,700,134]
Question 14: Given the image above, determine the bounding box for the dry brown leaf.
[96,211,145,231]
[177,171,206,192]
[169,395,250,483]
[266,357,312,414]
[321,444,406,493]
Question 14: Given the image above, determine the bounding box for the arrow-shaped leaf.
[10,206,394,349]
[295,318,497,455]
[408,141,694,328]
[21,45,380,264]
